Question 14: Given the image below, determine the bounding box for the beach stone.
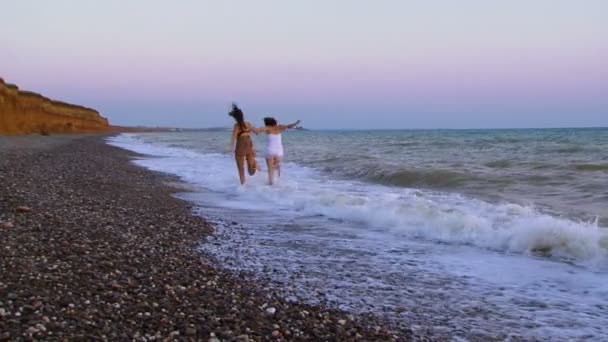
[265,307,276,315]
[7,293,17,300]
[236,334,249,342]
[186,326,196,336]
[26,326,38,335]
[0,221,14,229]
[16,205,32,213]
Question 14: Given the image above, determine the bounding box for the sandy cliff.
[0,78,109,135]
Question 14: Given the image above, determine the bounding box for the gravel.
[0,135,421,341]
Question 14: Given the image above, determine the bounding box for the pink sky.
[2,0,607,128]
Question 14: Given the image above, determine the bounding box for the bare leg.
[265,157,275,185]
[275,156,281,178]
[246,152,257,176]
[235,155,246,185]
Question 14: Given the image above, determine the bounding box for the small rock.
[236,334,249,342]
[208,338,220,342]
[186,326,196,336]
[272,330,280,337]
[0,308,7,317]
[265,307,276,315]
[7,293,17,300]
[0,221,14,229]
[35,323,47,332]
[16,206,32,213]
[338,319,346,325]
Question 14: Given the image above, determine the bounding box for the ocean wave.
[575,164,608,171]
[322,164,475,188]
[107,133,608,265]
[484,160,512,168]
[530,163,556,170]
[367,168,472,187]
[292,191,608,263]
[556,146,585,153]
[387,141,420,147]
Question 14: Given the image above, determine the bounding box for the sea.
[108,128,608,341]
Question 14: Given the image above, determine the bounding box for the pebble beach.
[0,135,415,341]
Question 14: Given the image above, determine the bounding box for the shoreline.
[0,135,413,341]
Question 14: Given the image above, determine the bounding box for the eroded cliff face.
[0,78,109,135]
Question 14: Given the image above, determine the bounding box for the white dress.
[266,133,284,157]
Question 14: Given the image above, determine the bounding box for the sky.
[1,0,607,129]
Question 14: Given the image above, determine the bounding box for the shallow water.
[108,129,608,341]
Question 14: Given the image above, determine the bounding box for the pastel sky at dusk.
[2,0,607,129]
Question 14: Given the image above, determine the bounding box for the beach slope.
[0,135,408,341]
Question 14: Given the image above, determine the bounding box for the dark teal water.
[156,127,608,226]
[285,128,608,225]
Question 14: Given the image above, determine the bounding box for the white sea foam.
[108,133,608,340]
[108,133,608,264]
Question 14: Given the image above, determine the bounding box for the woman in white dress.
[254,117,300,185]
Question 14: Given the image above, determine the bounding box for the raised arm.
[280,120,301,131]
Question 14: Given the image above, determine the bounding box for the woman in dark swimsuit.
[228,104,257,185]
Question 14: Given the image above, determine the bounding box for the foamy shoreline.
[110,131,608,341]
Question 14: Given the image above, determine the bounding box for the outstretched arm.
[252,126,268,134]
[250,122,267,135]
[280,120,301,131]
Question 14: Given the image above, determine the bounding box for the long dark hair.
[228,103,245,130]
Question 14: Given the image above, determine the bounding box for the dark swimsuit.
[234,124,257,175]
[235,125,254,156]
